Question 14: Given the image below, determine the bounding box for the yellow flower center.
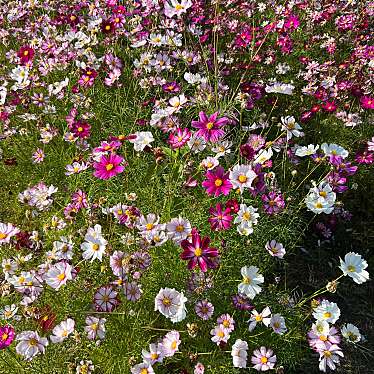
[23,50,29,56]
[243,276,251,284]
[347,265,356,272]
[315,202,323,209]
[214,178,223,187]
[2,333,8,341]
[105,163,114,171]
[194,247,202,257]
[175,224,184,232]
[238,175,247,183]
[273,322,280,328]
[140,369,148,374]
[162,297,171,306]
[105,25,111,31]
[255,315,263,321]
[62,330,68,337]
[91,323,98,331]
[323,350,332,358]
[57,273,66,281]
[150,353,159,360]
[222,320,230,328]
[77,127,83,132]
[171,340,177,349]
[319,335,328,341]
[217,330,225,338]
[206,122,214,129]
[261,356,268,364]
[175,4,184,10]
[146,223,154,230]
[323,312,332,319]
[242,212,251,221]
[29,338,38,346]
[0,233,8,239]
[319,191,327,198]
[92,243,100,251]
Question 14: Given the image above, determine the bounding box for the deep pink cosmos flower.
[0,325,15,349]
[162,81,181,93]
[284,15,300,30]
[168,128,191,149]
[180,231,219,272]
[360,96,374,109]
[261,191,285,215]
[202,166,232,197]
[93,154,125,180]
[355,150,373,164]
[192,112,228,142]
[70,120,91,139]
[322,101,337,112]
[208,203,233,231]
[17,46,34,65]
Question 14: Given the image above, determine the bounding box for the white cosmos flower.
[50,318,75,343]
[312,300,341,324]
[154,288,187,323]
[129,131,155,151]
[321,143,348,159]
[229,164,257,193]
[339,252,369,284]
[295,144,319,157]
[44,261,73,290]
[248,307,272,331]
[265,82,295,95]
[231,339,248,368]
[281,116,304,140]
[80,224,107,262]
[238,266,264,299]
[253,148,273,165]
[234,204,259,234]
[269,313,287,335]
[341,323,361,343]
[16,330,49,361]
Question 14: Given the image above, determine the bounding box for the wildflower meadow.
[0,0,373,373]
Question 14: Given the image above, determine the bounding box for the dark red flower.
[17,46,34,65]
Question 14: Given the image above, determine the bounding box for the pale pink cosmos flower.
[251,346,277,371]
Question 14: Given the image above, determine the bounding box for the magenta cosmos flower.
[192,111,228,142]
[261,191,285,215]
[180,231,219,272]
[202,166,232,197]
[17,46,34,65]
[93,154,125,180]
[360,96,374,110]
[0,325,15,349]
[208,203,233,231]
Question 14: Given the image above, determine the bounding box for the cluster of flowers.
[307,252,369,372]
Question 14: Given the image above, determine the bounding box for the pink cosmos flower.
[93,154,125,180]
[93,285,120,312]
[70,120,91,139]
[195,300,214,320]
[261,191,285,215]
[168,128,191,149]
[180,230,219,272]
[251,347,277,371]
[0,223,20,244]
[208,203,233,231]
[202,166,232,197]
[192,112,228,142]
[0,325,15,349]
[17,46,34,65]
[360,96,374,109]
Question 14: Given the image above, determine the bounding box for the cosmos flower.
[269,314,287,335]
[192,112,228,142]
[44,261,73,290]
[0,325,15,349]
[0,223,20,245]
[84,316,106,340]
[160,330,180,358]
[81,224,107,262]
[208,203,233,231]
[142,343,165,365]
[210,325,230,345]
[195,300,214,320]
[317,342,344,372]
[229,164,257,193]
[251,347,277,371]
[17,46,34,65]
[180,230,219,272]
[93,285,120,312]
[202,166,232,197]
[313,300,341,324]
[339,252,369,284]
[15,331,48,361]
[154,288,187,323]
[341,323,361,344]
[238,266,264,299]
[248,307,272,332]
[93,153,125,180]
[265,240,286,258]
[50,318,75,343]
[231,339,248,368]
